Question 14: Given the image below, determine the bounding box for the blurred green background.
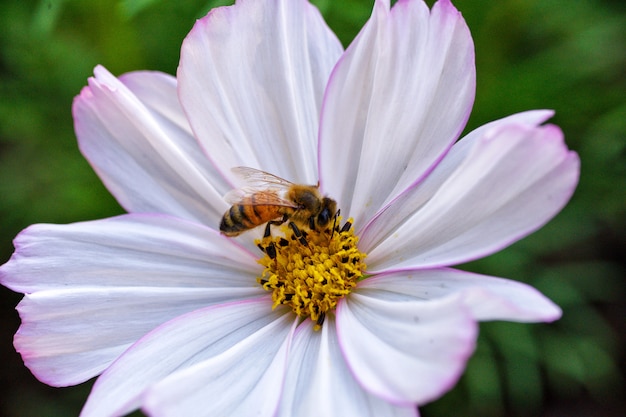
[0,0,624,416]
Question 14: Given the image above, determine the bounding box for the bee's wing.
[231,167,295,188]
[224,167,298,206]
[224,188,298,207]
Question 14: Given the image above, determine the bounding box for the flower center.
[256,218,367,330]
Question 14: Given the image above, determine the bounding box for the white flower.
[0,0,579,416]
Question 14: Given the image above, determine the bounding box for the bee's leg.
[308,216,316,230]
[257,222,274,258]
[260,222,278,259]
[258,215,289,259]
[288,222,308,246]
[264,214,289,238]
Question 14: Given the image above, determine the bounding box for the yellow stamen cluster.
[256,218,366,331]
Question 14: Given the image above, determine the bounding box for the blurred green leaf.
[118,0,161,18]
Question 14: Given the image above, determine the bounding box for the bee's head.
[316,197,338,228]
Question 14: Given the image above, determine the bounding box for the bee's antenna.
[330,209,340,240]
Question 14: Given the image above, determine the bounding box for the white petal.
[74,65,229,226]
[118,70,192,136]
[358,269,562,322]
[119,70,230,196]
[143,311,297,417]
[359,110,555,251]
[337,292,477,405]
[367,122,580,271]
[14,286,260,387]
[81,298,286,417]
[276,319,418,417]
[178,0,342,183]
[319,0,475,229]
[1,214,260,293]
[0,214,264,386]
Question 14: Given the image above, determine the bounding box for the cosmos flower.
[0,0,579,416]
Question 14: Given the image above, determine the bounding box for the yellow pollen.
[256,218,367,331]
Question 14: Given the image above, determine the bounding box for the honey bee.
[219,167,338,239]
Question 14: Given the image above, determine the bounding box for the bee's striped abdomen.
[220,204,289,236]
